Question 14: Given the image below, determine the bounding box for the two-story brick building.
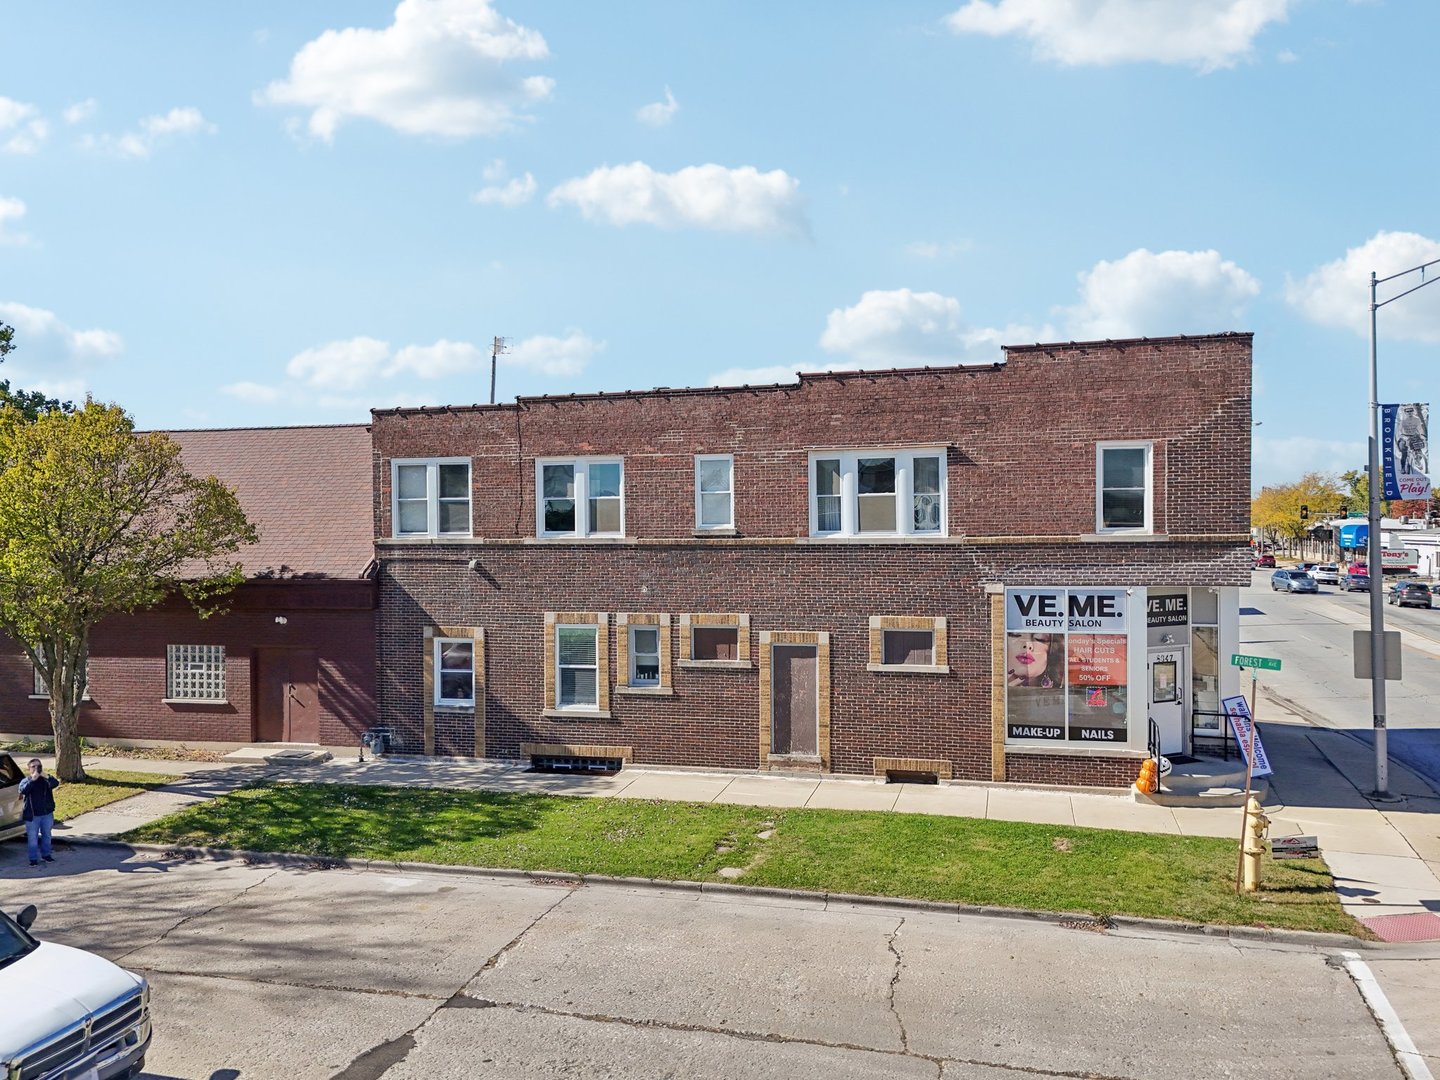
[369,333,1252,788]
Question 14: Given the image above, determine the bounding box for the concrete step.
[223,744,333,766]
[1132,755,1267,807]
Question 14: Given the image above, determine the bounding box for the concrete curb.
[63,836,1376,951]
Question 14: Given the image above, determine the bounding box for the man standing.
[19,758,60,867]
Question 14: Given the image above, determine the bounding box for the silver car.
[0,754,23,843]
[1272,569,1319,593]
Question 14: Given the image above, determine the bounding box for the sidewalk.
[45,707,1439,942]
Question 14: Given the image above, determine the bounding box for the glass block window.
[167,644,226,700]
[32,660,89,699]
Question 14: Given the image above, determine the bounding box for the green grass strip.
[55,770,182,820]
[123,781,1363,936]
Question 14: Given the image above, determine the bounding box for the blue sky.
[2,1,1437,490]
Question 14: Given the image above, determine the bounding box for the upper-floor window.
[809,450,945,538]
[694,455,734,530]
[1096,442,1153,533]
[393,459,471,538]
[538,458,624,537]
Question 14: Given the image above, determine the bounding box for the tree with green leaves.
[0,320,71,419]
[0,400,257,779]
[1339,468,1389,520]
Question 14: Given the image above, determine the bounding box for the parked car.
[0,753,23,843]
[1253,553,1276,569]
[1312,563,1341,584]
[1340,572,1373,592]
[0,904,151,1080]
[1272,569,1319,593]
[1388,581,1433,608]
[1295,561,1319,573]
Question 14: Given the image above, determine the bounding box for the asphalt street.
[1241,570,1440,787]
[0,845,1405,1080]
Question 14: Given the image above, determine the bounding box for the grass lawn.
[124,781,1364,936]
[55,770,182,820]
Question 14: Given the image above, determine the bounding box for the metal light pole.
[1367,257,1440,798]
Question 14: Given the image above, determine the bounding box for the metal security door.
[771,645,818,756]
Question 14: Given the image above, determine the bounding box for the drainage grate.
[530,755,622,775]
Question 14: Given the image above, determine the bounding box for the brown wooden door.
[255,648,319,743]
[771,645,818,756]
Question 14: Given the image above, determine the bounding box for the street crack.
[886,916,910,1053]
[113,866,281,964]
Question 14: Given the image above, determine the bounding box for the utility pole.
[490,336,509,405]
[1366,258,1440,799]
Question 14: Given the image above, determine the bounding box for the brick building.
[370,332,1252,787]
[0,425,376,749]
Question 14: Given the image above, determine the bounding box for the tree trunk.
[49,635,88,782]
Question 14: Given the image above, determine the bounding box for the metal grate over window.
[167,644,226,700]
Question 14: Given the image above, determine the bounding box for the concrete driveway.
[0,844,1404,1080]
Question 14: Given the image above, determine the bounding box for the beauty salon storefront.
[1001,586,1241,764]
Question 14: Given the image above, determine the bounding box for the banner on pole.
[1221,695,1273,778]
[1381,403,1431,501]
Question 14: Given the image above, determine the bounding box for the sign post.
[1226,654,1278,893]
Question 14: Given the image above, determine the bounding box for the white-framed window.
[694,455,734,530]
[392,458,472,538]
[537,458,624,537]
[556,624,600,708]
[628,625,661,687]
[433,637,475,706]
[166,644,226,701]
[808,449,946,537]
[1096,442,1153,533]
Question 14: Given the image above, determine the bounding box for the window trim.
[433,635,477,707]
[694,454,735,531]
[555,623,601,710]
[628,625,661,687]
[677,613,752,668]
[1095,441,1154,534]
[391,457,473,539]
[536,457,626,538]
[807,449,947,538]
[866,616,949,674]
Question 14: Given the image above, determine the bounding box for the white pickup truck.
[0,903,151,1080]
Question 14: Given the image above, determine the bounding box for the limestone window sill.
[541,709,614,721]
[865,664,951,675]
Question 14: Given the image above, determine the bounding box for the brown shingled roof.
[166,425,373,579]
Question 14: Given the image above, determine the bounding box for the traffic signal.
[1299,504,1309,519]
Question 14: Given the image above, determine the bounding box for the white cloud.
[548,162,807,236]
[0,98,48,154]
[819,288,1045,367]
[0,196,28,245]
[81,106,217,159]
[256,0,553,141]
[1061,248,1260,339]
[637,86,679,127]
[286,337,392,390]
[221,381,284,403]
[392,339,484,378]
[945,0,1292,71]
[1286,231,1440,342]
[1277,49,1298,63]
[1253,435,1365,489]
[504,331,602,376]
[0,302,122,360]
[63,98,97,124]
[707,362,810,387]
[471,159,536,206]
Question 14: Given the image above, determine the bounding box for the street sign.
[1271,835,1320,859]
[1231,653,1282,671]
[1353,630,1402,681]
[1221,695,1273,777]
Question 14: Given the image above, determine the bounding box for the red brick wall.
[371,336,1253,786]
[0,583,375,746]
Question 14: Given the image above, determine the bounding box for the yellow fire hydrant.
[1241,794,1270,893]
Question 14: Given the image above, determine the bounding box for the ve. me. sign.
[1007,590,1128,633]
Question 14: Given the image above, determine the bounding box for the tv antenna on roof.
[490,336,509,405]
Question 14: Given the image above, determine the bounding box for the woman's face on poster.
[1007,633,1052,681]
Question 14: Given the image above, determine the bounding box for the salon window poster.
[1005,589,1129,744]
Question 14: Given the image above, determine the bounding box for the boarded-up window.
[882,630,933,666]
[693,627,739,661]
